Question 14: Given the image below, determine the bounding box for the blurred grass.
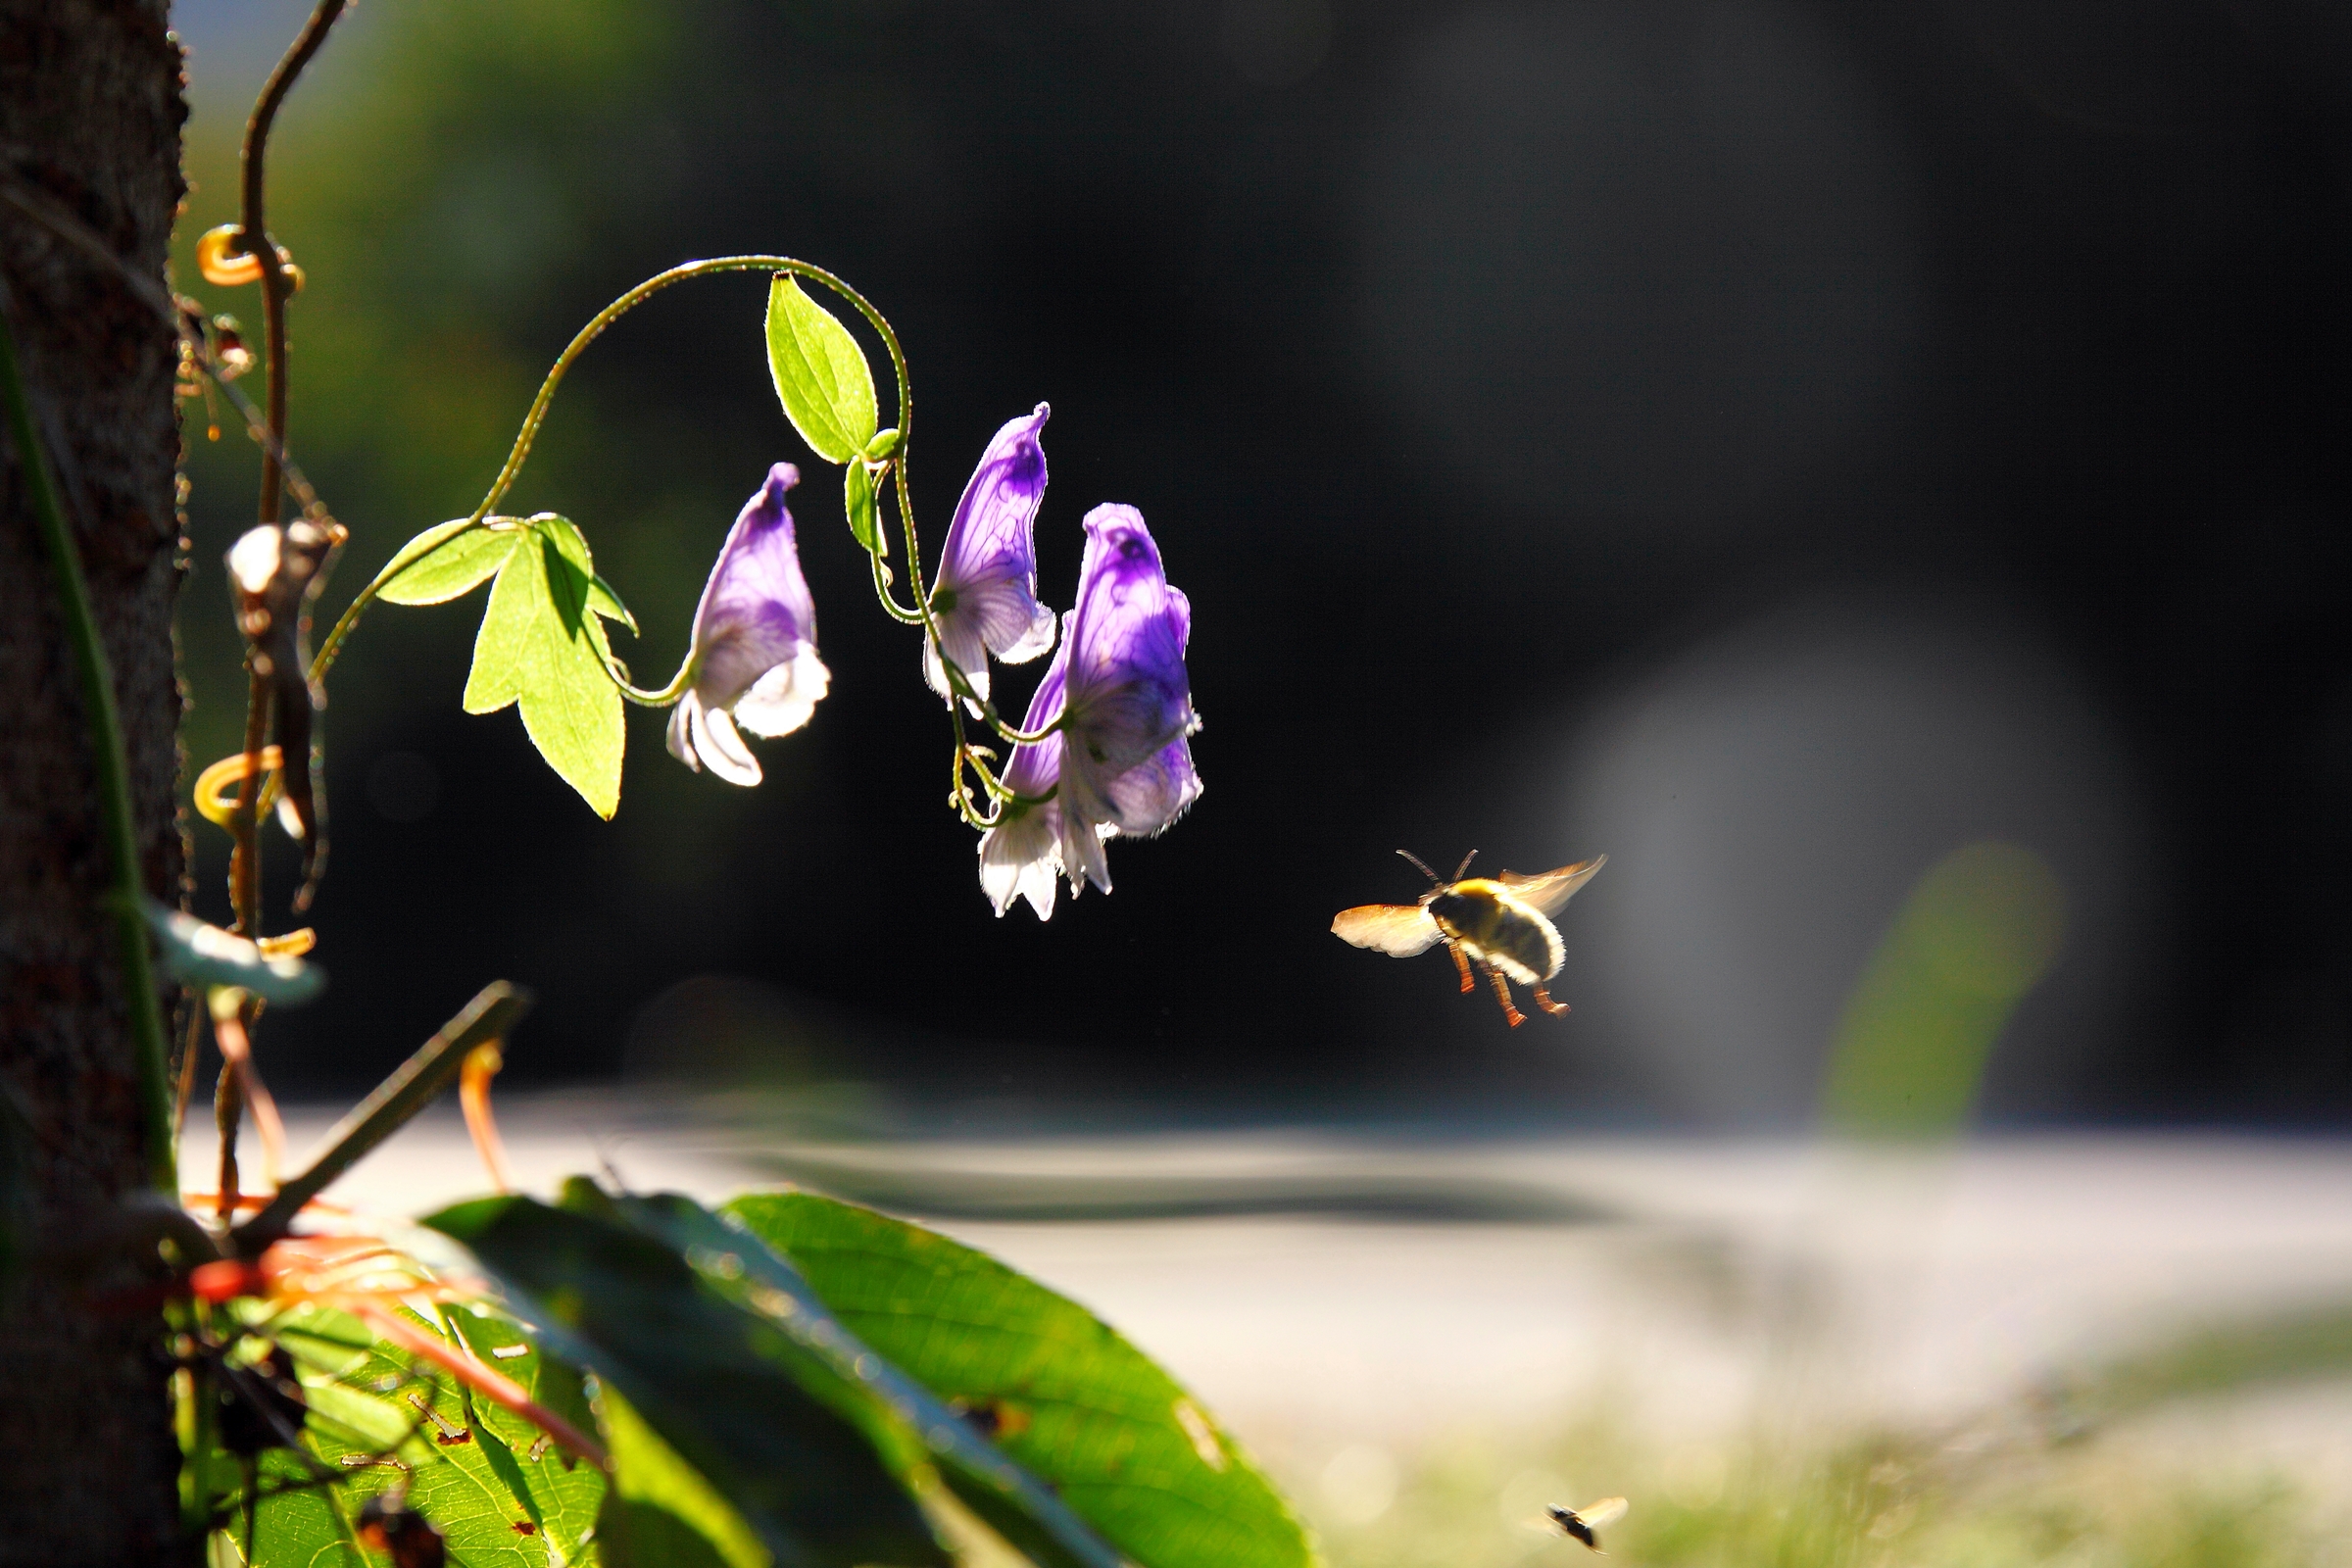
[1299,1411,2344,1568]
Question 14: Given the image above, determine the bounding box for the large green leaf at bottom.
[602,1191,1126,1568]
[227,1299,606,1568]
[726,1193,1320,1568]
[425,1195,947,1568]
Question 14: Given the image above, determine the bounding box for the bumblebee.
[1547,1496,1628,1552]
[1331,851,1605,1027]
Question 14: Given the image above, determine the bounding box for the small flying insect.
[1331,851,1606,1027]
[1546,1496,1629,1552]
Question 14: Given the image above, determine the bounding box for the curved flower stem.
[311,255,912,686]
[601,649,697,708]
[0,301,176,1193]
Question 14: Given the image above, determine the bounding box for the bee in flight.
[1331,851,1605,1027]
[1546,1496,1629,1552]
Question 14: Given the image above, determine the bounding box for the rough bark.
[0,2,189,1561]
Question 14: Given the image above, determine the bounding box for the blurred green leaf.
[1822,841,2067,1138]
[375,519,522,606]
[765,275,876,465]
[462,523,625,818]
[610,1191,1126,1568]
[726,1192,1320,1568]
[595,1381,768,1568]
[424,1193,949,1568]
[142,903,323,1005]
[844,461,881,556]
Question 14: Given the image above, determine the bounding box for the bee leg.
[1532,984,1571,1016]
[1483,964,1527,1028]
[1446,941,1475,994]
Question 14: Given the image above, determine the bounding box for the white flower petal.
[979,805,1062,920]
[734,647,830,738]
[1056,760,1115,896]
[690,699,762,787]
[922,613,993,706]
[666,693,704,771]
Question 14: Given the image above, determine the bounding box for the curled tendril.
[195,224,306,294]
[194,745,287,827]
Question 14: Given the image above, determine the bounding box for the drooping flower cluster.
[667,417,1198,916]
[666,463,831,786]
[977,506,1201,918]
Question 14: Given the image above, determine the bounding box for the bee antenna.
[1395,849,1444,887]
[1452,849,1479,880]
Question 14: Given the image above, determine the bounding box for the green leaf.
[726,1193,1320,1568]
[607,1192,1126,1568]
[533,513,639,636]
[596,1382,767,1568]
[461,522,625,818]
[236,1300,609,1568]
[424,1194,949,1568]
[374,518,523,606]
[861,427,902,462]
[843,462,882,557]
[765,274,876,465]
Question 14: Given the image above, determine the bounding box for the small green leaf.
[765,274,877,464]
[461,527,625,818]
[726,1193,1320,1568]
[374,519,523,606]
[533,513,639,635]
[844,461,882,556]
[142,903,322,1005]
[424,1194,949,1568]
[862,426,903,461]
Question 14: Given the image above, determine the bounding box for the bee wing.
[1573,1498,1629,1531]
[1332,903,1444,957]
[1496,856,1607,917]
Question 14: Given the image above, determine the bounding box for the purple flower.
[975,645,1069,919]
[923,404,1057,707]
[666,464,831,786]
[972,506,1200,915]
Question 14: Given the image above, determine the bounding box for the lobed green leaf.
[461,520,625,818]
[726,1192,1321,1568]
[375,518,524,606]
[765,274,877,465]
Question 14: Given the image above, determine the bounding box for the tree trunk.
[0,2,189,1560]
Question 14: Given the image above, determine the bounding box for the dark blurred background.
[170,0,2352,1128]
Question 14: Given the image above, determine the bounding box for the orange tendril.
[195,223,306,294]
[459,1042,515,1195]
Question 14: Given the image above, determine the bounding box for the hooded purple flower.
[923,404,1057,707]
[975,644,1068,919]
[666,464,831,786]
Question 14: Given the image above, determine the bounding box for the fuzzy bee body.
[1427,879,1564,986]
[1333,852,1604,1026]
[1546,1496,1628,1552]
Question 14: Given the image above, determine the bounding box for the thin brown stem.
[238,0,348,527]
[214,1048,244,1223]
